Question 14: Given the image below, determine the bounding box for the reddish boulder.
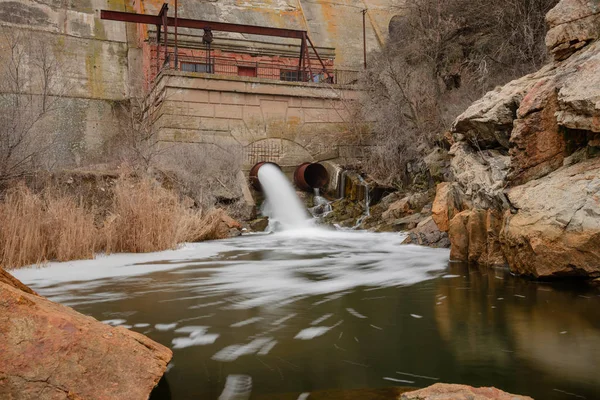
[509,80,566,186]
[448,209,506,266]
[0,271,172,400]
[401,383,533,400]
[431,183,463,232]
[382,196,412,221]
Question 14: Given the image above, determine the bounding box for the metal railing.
[159,53,360,85]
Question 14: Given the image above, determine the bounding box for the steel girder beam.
[100,10,306,39]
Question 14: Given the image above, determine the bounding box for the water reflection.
[435,263,600,398]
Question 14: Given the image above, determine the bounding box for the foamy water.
[13,230,449,308]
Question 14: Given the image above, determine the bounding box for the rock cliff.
[434,0,600,279]
[0,268,172,399]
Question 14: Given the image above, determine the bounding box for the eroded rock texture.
[401,383,533,400]
[0,269,172,400]
[435,0,600,279]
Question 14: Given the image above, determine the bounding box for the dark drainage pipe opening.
[249,161,281,191]
[294,162,329,192]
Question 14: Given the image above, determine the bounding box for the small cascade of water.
[310,188,332,217]
[353,175,371,229]
[357,175,371,216]
[313,188,328,206]
[338,170,348,199]
[257,164,311,230]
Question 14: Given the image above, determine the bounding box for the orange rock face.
[0,270,172,400]
[401,383,533,400]
[445,0,600,279]
[509,79,566,186]
[448,209,506,267]
[431,183,463,232]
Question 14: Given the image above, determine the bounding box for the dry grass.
[0,185,97,268]
[0,185,47,268]
[104,178,189,253]
[0,176,233,269]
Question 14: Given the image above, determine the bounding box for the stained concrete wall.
[151,71,369,168]
[0,0,392,165]
[0,0,142,165]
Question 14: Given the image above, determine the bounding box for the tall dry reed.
[104,178,201,253]
[0,185,47,268]
[0,177,227,269]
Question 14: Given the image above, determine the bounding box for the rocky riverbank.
[433,0,600,280]
[317,0,600,281]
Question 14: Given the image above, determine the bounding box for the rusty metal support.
[101,10,306,39]
[306,35,332,82]
[156,4,168,75]
[298,33,305,73]
[155,23,160,75]
[174,0,178,69]
[162,5,168,65]
[362,9,367,69]
[303,34,312,82]
[101,7,332,82]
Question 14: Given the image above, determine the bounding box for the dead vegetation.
[361,0,558,186]
[0,30,67,186]
[0,176,236,270]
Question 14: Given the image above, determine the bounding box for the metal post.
[362,9,367,69]
[174,0,178,70]
[298,32,305,77]
[156,24,160,77]
[163,6,168,65]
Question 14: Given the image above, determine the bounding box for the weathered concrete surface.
[151,71,366,168]
[0,0,138,164]
[401,383,533,400]
[0,269,172,400]
[1,0,390,166]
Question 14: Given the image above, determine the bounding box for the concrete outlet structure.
[150,70,366,168]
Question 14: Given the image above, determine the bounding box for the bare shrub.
[0,30,67,185]
[155,143,247,215]
[97,96,164,169]
[363,0,558,185]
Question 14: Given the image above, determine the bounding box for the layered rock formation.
[0,269,172,399]
[434,0,600,279]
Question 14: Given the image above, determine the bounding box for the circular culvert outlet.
[249,161,281,191]
[294,162,330,192]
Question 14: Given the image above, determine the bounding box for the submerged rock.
[248,216,269,232]
[401,383,533,400]
[0,270,172,400]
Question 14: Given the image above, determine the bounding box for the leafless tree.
[361,0,557,186]
[0,30,66,185]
